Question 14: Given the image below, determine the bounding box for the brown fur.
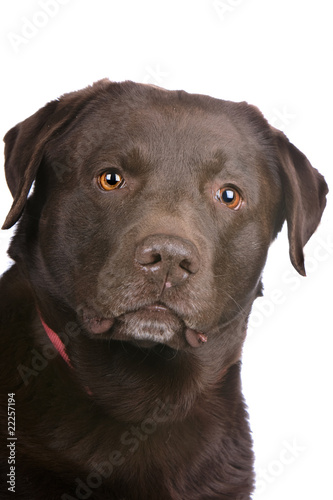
[0,80,328,499]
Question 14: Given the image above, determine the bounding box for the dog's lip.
[143,304,169,313]
[83,303,208,348]
[137,304,173,317]
[82,314,115,335]
[116,303,208,348]
[118,302,176,320]
[82,303,169,335]
[185,329,208,347]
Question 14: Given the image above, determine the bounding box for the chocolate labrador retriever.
[0,80,328,499]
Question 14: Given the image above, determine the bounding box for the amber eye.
[216,187,242,210]
[98,172,124,191]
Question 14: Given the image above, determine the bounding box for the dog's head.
[2,80,327,417]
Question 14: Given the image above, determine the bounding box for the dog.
[0,79,328,499]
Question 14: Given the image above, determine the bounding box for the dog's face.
[33,94,282,342]
[3,80,327,419]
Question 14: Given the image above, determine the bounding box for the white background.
[0,1,332,498]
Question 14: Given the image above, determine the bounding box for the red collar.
[39,315,93,395]
[39,314,72,368]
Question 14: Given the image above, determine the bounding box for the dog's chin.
[82,304,208,350]
[113,305,185,349]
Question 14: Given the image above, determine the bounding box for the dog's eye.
[98,172,124,191]
[216,187,242,210]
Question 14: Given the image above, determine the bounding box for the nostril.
[179,258,196,274]
[151,253,162,265]
[141,252,162,266]
[136,247,162,267]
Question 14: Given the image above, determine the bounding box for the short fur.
[0,80,328,499]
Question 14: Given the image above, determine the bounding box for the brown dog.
[0,80,328,499]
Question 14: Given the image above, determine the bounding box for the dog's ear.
[273,129,328,276]
[2,80,110,230]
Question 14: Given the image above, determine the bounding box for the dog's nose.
[135,234,200,287]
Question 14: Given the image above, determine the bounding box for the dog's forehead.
[58,88,272,183]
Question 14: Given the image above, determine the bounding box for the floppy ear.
[2,80,109,230]
[274,129,328,276]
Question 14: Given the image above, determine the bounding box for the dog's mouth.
[82,304,208,349]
